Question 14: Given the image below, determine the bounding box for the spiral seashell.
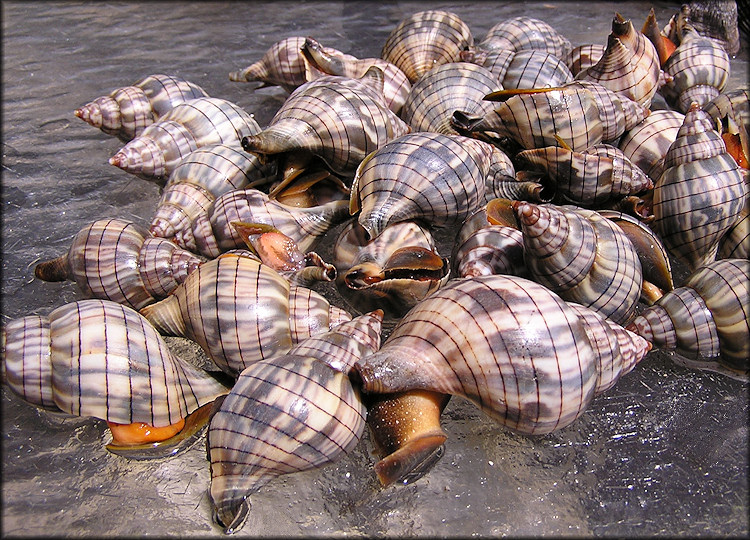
[618,109,685,183]
[566,44,606,77]
[512,202,643,325]
[380,10,473,83]
[1,299,230,458]
[207,311,382,533]
[240,74,410,177]
[350,132,501,240]
[703,89,749,169]
[332,220,450,320]
[660,25,730,113]
[399,62,500,135]
[109,97,262,181]
[74,74,209,142]
[177,187,350,258]
[228,36,332,93]
[469,16,572,61]
[627,258,749,374]
[149,143,276,240]
[300,37,411,114]
[452,81,648,152]
[354,275,650,435]
[641,8,678,67]
[652,103,747,272]
[662,1,741,57]
[139,252,352,378]
[477,49,574,90]
[33,219,206,310]
[575,13,661,108]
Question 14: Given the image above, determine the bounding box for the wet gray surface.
[2,1,748,537]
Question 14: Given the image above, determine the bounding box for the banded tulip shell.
[74,74,209,142]
[349,132,501,240]
[575,13,661,108]
[660,25,730,113]
[228,36,332,93]
[515,142,653,207]
[617,109,685,183]
[651,104,747,272]
[109,97,262,181]
[476,49,574,90]
[34,218,205,310]
[177,187,350,258]
[1,299,230,457]
[399,62,500,135]
[139,252,352,378]
[300,37,411,114]
[627,258,749,374]
[332,220,450,319]
[208,311,383,533]
[512,202,643,325]
[380,10,474,83]
[566,44,606,77]
[469,16,572,61]
[240,74,410,177]
[354,275,650,435]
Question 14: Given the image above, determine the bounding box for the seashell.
[74,74,209,142]
[353,274,650,435]
[349,132,501,240]
[703,89,750,169]
[626,258,749,374]
[618,109,685,183]
[575,13,661,108]
[452,81,648,152]
[651,103,747,272]
[139,252,352,378]
[468,16,572,62]
[660,24,730,113]
[399,62,500,136]
[176,187,350,258]
[300,37,411,114]
[717,192,749,260]
[1,299,230,458]
[109,97,262,181]
[207,311,382,533]
[380,10,474,83]
[512,202,643,325]
[515,142,654,207]
[34,218,206,310]
[149,143,276,240]
[332,220,450,320]
[566,44,606,77]
[662,1,741,56]
[228,36,332,93]
[240,73,410,178]
[478,49,574,90]
[364,390,450,487]
[641,8,678,67]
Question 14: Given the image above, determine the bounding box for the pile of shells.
[2,6,748,535]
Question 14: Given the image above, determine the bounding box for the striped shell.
[575,13,661,108]
[240,74,410,176]
[627,258,749,373]
[109,97,261,181]
[228,36,332,93]
[1,298,229,437]
[512,202,643,325]
[208,311,382,533]
[399,62,500,135]
[301,37,411,114]
[350,132,499,240]
[660,25,730,113]
[472,16,572,60]
[33,219,205,310]
[516,143,653,206]
[617,109,685,183]
[74,74,209,142]
[149,143,276,240]
[566,44,606,77]
[652,104,747,272]
[354,274,650,435]
[179,187,350,258]
[380,10,474,83]
[332,220,450,319]
[477,49,574,90]
[139,252,352,378]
